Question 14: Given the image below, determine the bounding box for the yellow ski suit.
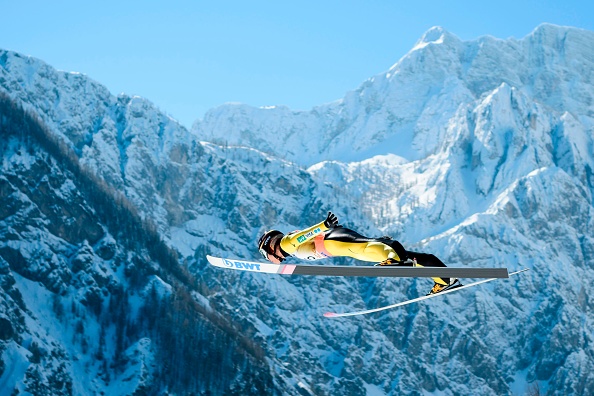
[279,221,450,286]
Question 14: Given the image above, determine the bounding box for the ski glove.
[324,212,340,228]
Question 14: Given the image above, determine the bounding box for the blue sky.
[1,0,593,127]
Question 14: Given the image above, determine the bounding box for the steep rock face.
[190,24,594,395]
[1,23,593,395]
[0,51,191,234]
[0,99,279,395]
[0,129,152,394]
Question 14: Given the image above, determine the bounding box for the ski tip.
[510,268,531,276]
[323,312,338,318]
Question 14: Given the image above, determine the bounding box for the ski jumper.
[279,221,451,286]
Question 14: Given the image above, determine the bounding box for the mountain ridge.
[192,23,594,167]
[1,23,594,395]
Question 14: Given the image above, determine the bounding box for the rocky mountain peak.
[1,24,594,395]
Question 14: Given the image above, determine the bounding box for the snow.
[411,26,449,52]
[104,338,155,396]
[182,23,594,395]
[170,215,227,257]
[1,22,594,395]
[0,342,31,395]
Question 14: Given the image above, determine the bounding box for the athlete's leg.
[408,251,450,285]
[323,239,399,262]
[322,227,403,262]
[322,228,451,285]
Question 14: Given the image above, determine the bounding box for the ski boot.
[426,278,460,295]
[374,258,417,267]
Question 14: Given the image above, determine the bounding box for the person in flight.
[258,212,458,295]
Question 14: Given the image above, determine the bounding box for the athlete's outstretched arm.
[280,212,339,254]
[280,221,328,254]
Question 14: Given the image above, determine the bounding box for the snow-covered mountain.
[0,94,278,394]
[193,24,594,167]
[1,23,594,395]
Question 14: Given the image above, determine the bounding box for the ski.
[323,268,530,318]
[206,255,509,279]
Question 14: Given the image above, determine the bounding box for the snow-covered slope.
[0,95,278,394]
[1,23,594,395]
